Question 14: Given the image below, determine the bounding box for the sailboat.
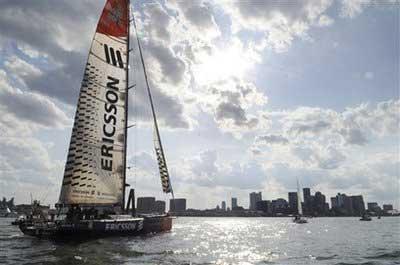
[19,0,174,239]
[293,179,307,224]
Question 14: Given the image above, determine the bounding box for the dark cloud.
[145,42,186,85]
[142,2,172,42]
[256,134,289,145]
[177,1,217,30]
[338,127,368,145]
[210,80,265,129]
[289,120,331,135]
[0,71,69,129]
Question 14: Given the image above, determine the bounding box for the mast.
[122,0,131,212]
[132,13,174,199]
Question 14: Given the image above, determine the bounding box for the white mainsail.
[59,0,129,205]
[297,178,303,215]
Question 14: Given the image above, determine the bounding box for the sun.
[193,39,257,85]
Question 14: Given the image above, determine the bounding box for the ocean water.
[1,217,399,265]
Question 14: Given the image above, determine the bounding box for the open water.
[0,217,399,265]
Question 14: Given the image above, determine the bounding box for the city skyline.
[0,1,399,210]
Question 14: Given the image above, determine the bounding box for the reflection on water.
[1,217,399,264]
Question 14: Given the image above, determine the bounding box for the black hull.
[19,215,173,240]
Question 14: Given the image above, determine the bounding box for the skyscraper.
[137,197,156,213]
[288,192,298,213]
[231,197,238,209]
[350,195,365,215]
[170,198,186,212]
[249,192,262,210]
[303,188,311,202]
[221,201,226,211]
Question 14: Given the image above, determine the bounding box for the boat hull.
[19,215,173,240]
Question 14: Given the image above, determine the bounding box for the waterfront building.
[231,197,238,209]
[154,200,166,213]
[288,192,298,213]
[367,202,379,211]
[249,192,262,210]
[271,198,288,215]
[343,195,354,215]
[303,188,311,202]
[221,201,226,211]
[314,191,328,215]
[331,197,338,208]
[137,197,156,213]
[170,198,186,212]
[256,200,271,214]
[383,204,393,211]
[350,195,365,215]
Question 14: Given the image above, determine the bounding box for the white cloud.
[222,0,334,52]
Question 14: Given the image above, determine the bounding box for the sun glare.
[194,42,256,85]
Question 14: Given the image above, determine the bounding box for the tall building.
[249,192,262,210]
[288,192,298,213]
[256,200,271,214]
[343,195,354,215]
[331,197,338,208]
[367,202,379,211]
[350,195,365,215]
[231,197,238,209]
[221,201,226,211]
[383,204,393,211]
[336,193,346,208]
[154,200,166,213]
[314,191,327,215]
[303,188,311,202]
[271,198,288,215]
[170,198,186,212]
[137,197,156,213]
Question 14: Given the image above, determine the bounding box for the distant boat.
[19,0,175,239]
[360,213,372,221]
[293,179,307,224]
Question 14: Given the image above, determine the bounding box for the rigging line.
[122,0,131,211]
[131,11,174,196]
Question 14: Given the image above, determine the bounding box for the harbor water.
[1,217,399,265]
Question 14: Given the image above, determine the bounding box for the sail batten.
[58,0,129,206]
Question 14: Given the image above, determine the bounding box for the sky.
[0,0,399,210]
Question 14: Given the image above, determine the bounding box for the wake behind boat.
[19,0,175,239]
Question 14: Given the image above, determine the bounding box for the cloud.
[339,0,399,18]
[166,0,221,41]
[223,0,334,52]
[0,70,70,129]
[176,150,266,190]
[199,78,267,134]
[253,100,399,171]
[256,134,289,145]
